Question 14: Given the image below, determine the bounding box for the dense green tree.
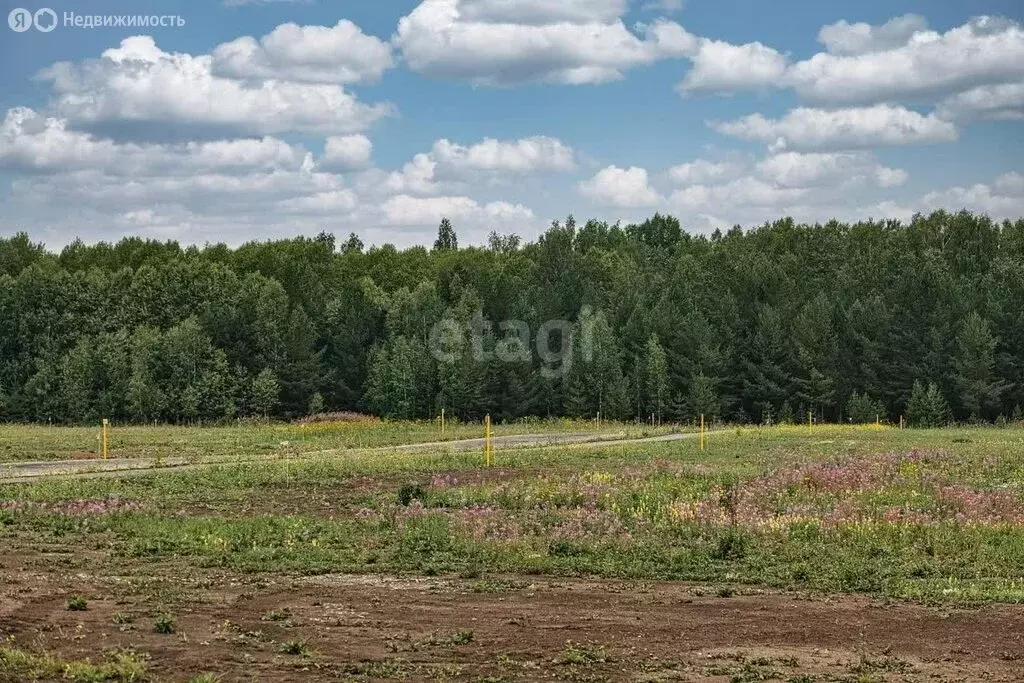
[846,391,884,424]
[251,368,280,419]
[907,380,950,427]
[641,334,669,422]
[433,218,458,252]
[0,211,1021,424]
[954,312,1009,420]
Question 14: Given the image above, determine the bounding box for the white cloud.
[642,0,684,13]
[817,14,928,55]
[0,107,310,175]
[755,151,907,188]
[392,0,695,85]
[379,135,576,194]
[679,39,788,93]
[936,81,1024,122]
[320,135,373,170]
[457,0,628,25]
[666,159,740,185]
[431,136,576,174]
[994,171,1024,196]
[277,190,359,214]
[677,16,1024,113]
[669,176,809,212]
[578,165,662,207]
[920,172,1024,217]
[212,20,394,84]
[384,153,441,195]
[40,36,394,136]
[380,193,534,227]
[864,172,1024,222]
[789,16,1024,105]
[711,104,958,152]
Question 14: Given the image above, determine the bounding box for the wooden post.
[101,419,109,459]
[441,408,445,436]
[808,411,813,435]
[700,413,705,452]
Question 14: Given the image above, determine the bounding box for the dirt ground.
[1,547,1022,682]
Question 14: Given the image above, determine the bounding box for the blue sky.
[1,0,1022,249]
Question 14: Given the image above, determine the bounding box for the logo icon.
[34,8,57,32]
[8,7,31,31]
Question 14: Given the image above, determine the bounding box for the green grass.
[1,424,1023,606]
[0,644,148,682]
[0,418,670,463]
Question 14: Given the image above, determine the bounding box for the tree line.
[1,209,1022,426]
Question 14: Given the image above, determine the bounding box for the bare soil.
[1,547,1022,682]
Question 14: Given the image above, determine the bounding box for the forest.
[0,210,1022,426]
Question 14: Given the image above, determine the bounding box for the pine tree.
[954,312,1009,421]
[846,391,884,424]
[907,380,950,427]
[566,310,628,419]
[686,373,720,421]
[433,218,458,252]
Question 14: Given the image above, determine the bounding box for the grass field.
[1,424,1023,682]
[0,418,660,463]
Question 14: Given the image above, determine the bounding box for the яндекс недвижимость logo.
[8,8,57,32]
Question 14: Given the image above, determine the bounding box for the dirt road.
[0,430,709,482]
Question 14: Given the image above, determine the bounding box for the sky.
[1,0,1023,250]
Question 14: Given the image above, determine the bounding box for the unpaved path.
[0,430,710,482]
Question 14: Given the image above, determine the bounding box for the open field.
[1,425,1023,681]
[0,419,670,464]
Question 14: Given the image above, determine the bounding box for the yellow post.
[483,414,489,466]
[101,419,109,459]
[441,408,445,436]
[700,413,705,452]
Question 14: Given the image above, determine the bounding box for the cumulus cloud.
[212,20,394,84]
[431,136,576,174]
[676,15,1024,115]
[0,107,310,175]
[320,135,373,170]
[39,36,394,136]
[711,104,958,152]
[666,159,741,185]
[755,151,907,188]
[578,165,662,207]
[380,135,576,194]
[392,0,695,85]
[380,193,534,227]
[678,39,788,93]
[864,172,1024,222]
[817,14,928,55]
[788,16,1024,105]
[936,81,1024,122]
[669,176,810,212]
